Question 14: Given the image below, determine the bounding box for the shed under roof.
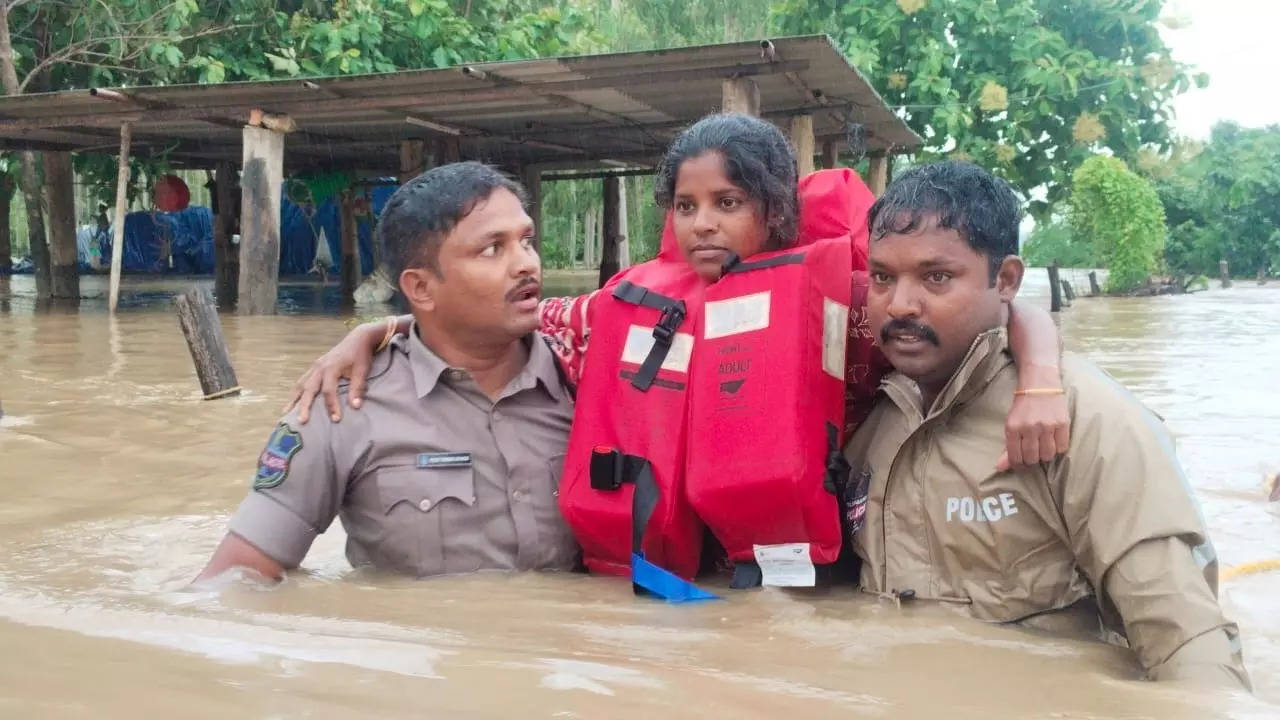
[0,35,921,173]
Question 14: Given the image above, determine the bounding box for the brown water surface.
[1,272,1276,718]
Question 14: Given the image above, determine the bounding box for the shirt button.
[418,499,432,512]
[492,410,503,422]
[511,489,523,500]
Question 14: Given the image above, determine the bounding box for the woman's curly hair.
[653,113,799,250]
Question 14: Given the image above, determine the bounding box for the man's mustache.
[504,277,541,303]
[880,318,940,346]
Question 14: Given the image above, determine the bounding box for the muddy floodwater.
[1,271,1277,719]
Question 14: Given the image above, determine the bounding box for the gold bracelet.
[1013,387,1065,397]
[374,316,397,353]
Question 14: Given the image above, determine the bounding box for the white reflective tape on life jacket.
[621,325,695,373]
[822,297,850,381]
[703,291,771,339]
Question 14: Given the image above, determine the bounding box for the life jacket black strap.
[612,280,687,392]
[723,252,806,274]
[823,421,849,495]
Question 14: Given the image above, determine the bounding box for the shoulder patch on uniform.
[254,423,303,490]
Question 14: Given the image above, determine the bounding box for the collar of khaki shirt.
[880,326,1013,423]
[391,324,567,403]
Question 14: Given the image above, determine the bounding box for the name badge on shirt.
[417,452,472,469]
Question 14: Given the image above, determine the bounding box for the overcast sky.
[1163,0,1280,137]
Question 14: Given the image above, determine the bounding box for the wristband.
[1013,388,1065,397]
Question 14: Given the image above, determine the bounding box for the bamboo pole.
[108,122,132,313]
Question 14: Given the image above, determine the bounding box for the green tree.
[1069,155,1165,292]
[772,0,1200,219]
[1021,219,1097,268]
[1153,123,1280,278]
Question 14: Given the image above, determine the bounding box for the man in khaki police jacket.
[196,162,577,582]
[842,161,1250,689]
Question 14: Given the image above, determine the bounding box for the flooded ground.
[1,271,1277,718]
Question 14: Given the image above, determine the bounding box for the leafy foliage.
[1152,123,1280,278]
[771,0,1199,219]
[1068,155,1166,292]
[1021,219,1097,269]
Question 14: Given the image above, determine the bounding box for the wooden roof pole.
[107,122,132,314]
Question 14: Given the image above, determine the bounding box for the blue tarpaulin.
[280,183,395,276]
[99,206,215,273]
[8,180,396,276]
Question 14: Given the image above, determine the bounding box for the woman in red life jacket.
[285,114,1069,583]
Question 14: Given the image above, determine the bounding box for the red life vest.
[558,169,871,582]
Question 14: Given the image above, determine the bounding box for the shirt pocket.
[373,465,477,576]
[532,453,578,570]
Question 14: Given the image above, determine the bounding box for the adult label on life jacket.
[704,291,771,339]
[822,297,850,381]
[752,543,816,587]
[620,325,695,373]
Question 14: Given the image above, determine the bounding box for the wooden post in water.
[339,188,359,305]
[598,176,623,288]
[1219,259,1232,289]
[399,138,425,183]
[238,122,286,315]
[791,114,815,177]
[1061,280,1076,302]
[821,140,839,169]
[1088,270,1101,296]
[108,122,132,313]
[868,154,892,196]
[212,162,239,309]
[722,77,760,116]
[521,165,543,254]
[43,151,79,300]
[1257,268,1266,285]
[1048,264,1063,312]
[174,286,241,400]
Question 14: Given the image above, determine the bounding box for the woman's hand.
[997,364,1070,471]
[283,320,386,423]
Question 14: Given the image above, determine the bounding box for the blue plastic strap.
[631,552,720,603]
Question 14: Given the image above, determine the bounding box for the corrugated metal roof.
[0,35,921,172]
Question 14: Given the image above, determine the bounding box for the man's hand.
[284,320,385,423]
[997,364,1070,471]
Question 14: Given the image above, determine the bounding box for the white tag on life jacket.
[822,297,849,381]
[752,543,816,587]
[621,325,694,373]
[704,291,771,339]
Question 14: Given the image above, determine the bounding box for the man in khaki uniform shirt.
[197,162,577,581]
[842,162,1249,689]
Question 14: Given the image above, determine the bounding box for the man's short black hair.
[867,161,1021,283]
[377,161,527,280]
[653,113,799,250]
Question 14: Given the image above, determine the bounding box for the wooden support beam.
[237,125,285,315]
[599,175,623,287]
[212,162,239,309]
[42,151,78,300]
[434,136,462,165]
[339,189,360,305]
[1048,264,1063,312]
[174,286,241,400]
[1088,270,1101,296]
[616,176,630,272]
[398,138,426,183]
[0,173,13,272]
[722,77,761,116]
[1219,259,1231,289]
[108,122,132,314]
[521,165,543,253]
[791,114,815,177]
[1061,280,1076,302]
[867,154,891,196]
[821,140,839,169]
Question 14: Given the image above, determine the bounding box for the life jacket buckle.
[652,302,686,344]
[590,446,625,491]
